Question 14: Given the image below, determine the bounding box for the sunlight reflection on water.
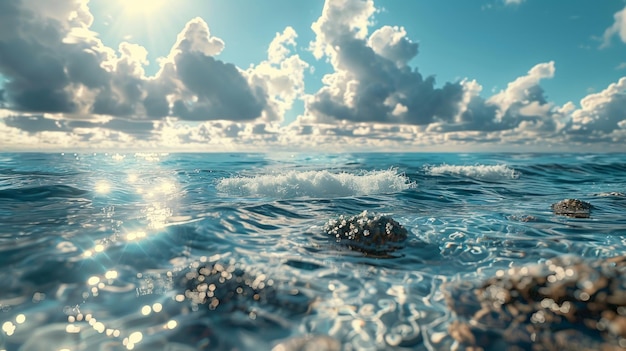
[1,153,626,350]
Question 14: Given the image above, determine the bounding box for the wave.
[0,185,88,201]
[217,169,414,199]
[426,164,519,180]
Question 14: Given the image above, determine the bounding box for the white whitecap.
[426,164,519,180]
[217,169,414,199]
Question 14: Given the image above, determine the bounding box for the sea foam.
[426,164,519,180]
[217,169,414,198]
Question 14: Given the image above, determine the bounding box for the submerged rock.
[551,198,593,218]
[323,211,409,256]
[445,255,626,350]
[180,260,310,315]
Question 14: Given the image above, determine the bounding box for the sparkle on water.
[1,152,625,350]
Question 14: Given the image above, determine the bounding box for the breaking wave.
[217,169,414,199]
[426,164,519,180]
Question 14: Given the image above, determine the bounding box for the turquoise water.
[0,152,625,350]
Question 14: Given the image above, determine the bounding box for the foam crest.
[426,164,519,180]
[217,169,414,198]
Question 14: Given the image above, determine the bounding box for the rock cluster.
[551,198,593,218]
[181,261,277,311]
[445,255,626,350]
[180,260,310,315]
[323,211,409,256]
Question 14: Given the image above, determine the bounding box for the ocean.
[0,152,625,350]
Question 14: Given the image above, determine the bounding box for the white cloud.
[570,76,626,134]
[504,0,525,5]
[487,61,555,118]
[1,0,625,151]
[368,26,418,67]
[303,0,561,139]
[0,2,281,126]
[310,0,376,60]
[169,17,225,57]
[268,26,298,64]
[246,27,309,122]
[601,6,626,48]
[304,0,462,126]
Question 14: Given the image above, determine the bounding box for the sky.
[1,0,626,152]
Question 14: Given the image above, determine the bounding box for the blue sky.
[1,0,626,151]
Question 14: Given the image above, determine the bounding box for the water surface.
[0,152,625,350]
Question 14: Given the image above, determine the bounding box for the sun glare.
[120,0,168,15]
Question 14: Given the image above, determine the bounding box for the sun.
[94,0,176,47]
[119,0,168,16]
[91,0,181,68]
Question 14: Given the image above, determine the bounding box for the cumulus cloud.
[0,0,311,148]
[504,0,525,5]
[246,26,309,122]
[0,0,101,113]
[302,0,560,138]
[268,26,298,64]
[569,77,626,136]
[310,0,376,60]
[447,62,572,138]
[601,6,626,48]
[106,17,268,122]
[487,62,554,114]
[0,0,624,151]
[303,0,464,125]
[368,26,418,67]
[300,0,579,148]
[0,1,282,131]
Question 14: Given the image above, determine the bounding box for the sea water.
[0,152,624,350]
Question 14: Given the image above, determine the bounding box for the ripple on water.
[3,153,626,350]
[297,265,448,350]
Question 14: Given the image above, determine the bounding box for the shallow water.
[0,152,625,350]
